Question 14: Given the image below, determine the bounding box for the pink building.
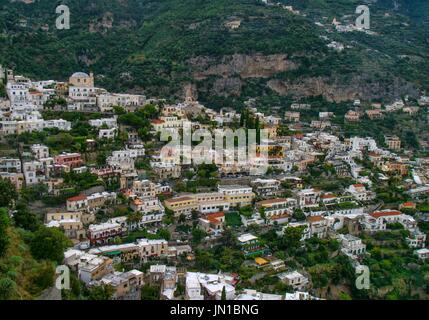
[54,153,84,169]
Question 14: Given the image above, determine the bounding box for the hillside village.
[1,66,429,300]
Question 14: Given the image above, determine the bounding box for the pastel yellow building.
[164,196,198,217]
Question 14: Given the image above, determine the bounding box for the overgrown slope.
[0,0,428,108]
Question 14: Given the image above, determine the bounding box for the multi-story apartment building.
[347,184,376,201]
[278,271,309,291]
[107,148,145,172]
[131,179,171,198]
[151,162,182,179]
[296,188,321,208]
[257,198,297,224]
[23,160,48,185]
[250,178,281,198]
[385,135,401,151]
[164,196,198,217]
[54,152,84,169]
[89,238,168,262]
[97,93,146,112]
[218,185,255,207]
[95,270,144,300]
[0,172,24,190]
[337,234,366,258]
[87,192,117,211]
[194,192,230,214]
[31,144,49,160]
[67,194,88,212]
[66,192,116,213]
[6,82,30,106]
[151,116,186,132]
[78,256,114,285]
[46,218,85,241]
[185,272,236,301]
[46,211,82,223]
[362,210,403,231]
[0,157,21,173]
[64,249,114,284]
[99,128,117,139]
[284,111,300,122]
[307,215,330,239]
[87,222,125,246]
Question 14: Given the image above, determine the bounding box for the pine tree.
[221,286,226,300]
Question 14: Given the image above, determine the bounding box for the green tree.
[292,209,306,221]
[13,202,40,231]
[0,208,10,257]
[192,228,207,244]
[0,178,18,208]
[141,284,160,300]
[126,211,142,224]
[113,105,126,115]
[87,285,115,300]
[259,207,266,220]
[0,278,16,300]
[30,261,55,290]
[157,228,171,241]
[280,226,304,253]
[96,152,107,166]
[30,226,71,263]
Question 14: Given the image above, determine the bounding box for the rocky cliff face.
[187,53,419,102]
[267,75,419,102]
[189,54,298,80]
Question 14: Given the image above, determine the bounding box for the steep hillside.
[0,0,428,108]
[0,224,56,299]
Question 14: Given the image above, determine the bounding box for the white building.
[415,248,429,260]
[89,117,118,129]
[347,184,375,202]
[278,271,309,290]
[185,272,236,300]
[31,144,49,160]
[99,128,117,139]
[337,234,366,259]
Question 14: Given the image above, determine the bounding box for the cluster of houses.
[1,68,429,300]
[344,98,425,126]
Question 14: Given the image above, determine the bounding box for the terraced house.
[237,233,269,258]
[257,198,297,224]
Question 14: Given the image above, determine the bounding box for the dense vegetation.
[0,0,428,109]
[0,178,71,299]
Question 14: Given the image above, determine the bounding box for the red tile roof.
[402,202,415,207]
[206,212,225,220]
[151,119,165,124]
[258,198,288,206]
[307,215,325,223]
[67,194,87,202]
[321,194,336,199]
[370,210,401,219]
